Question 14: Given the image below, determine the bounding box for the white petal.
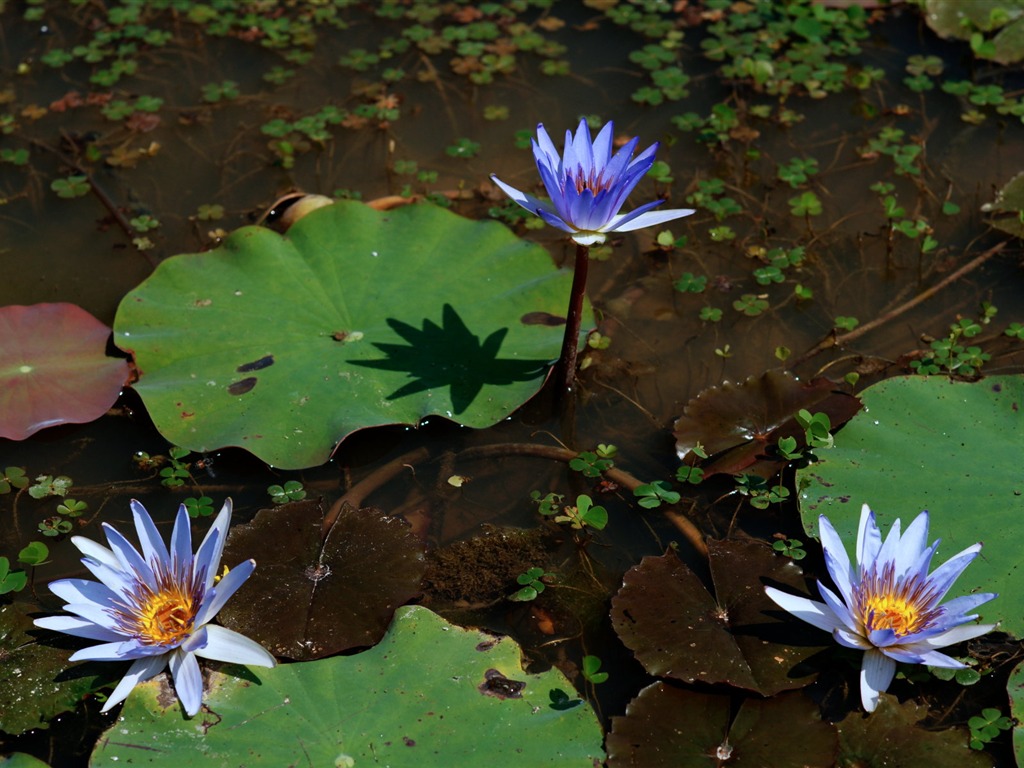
[920,622,997,649]
[131,499,169,566]
[860,648,896,712]
[193,559,255,627]
[856,504,882,570]
[49,578,118,608]
[818,515,854,605]
[195,499,232,590]
[70,536,119,570]
[765,587,846,634]
[70,639,155,662]
[603,207,695,233]
[34,615,124,642]
[193,625,276,668]
[170,503,193,573]
[101,654,168,712]
[170,649,204,717]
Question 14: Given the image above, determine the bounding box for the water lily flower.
[491,119,695,246]
[34,498,275,716]
[765,503,996,712]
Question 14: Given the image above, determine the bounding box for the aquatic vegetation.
[766,503,996,712]
[33,499,275,716]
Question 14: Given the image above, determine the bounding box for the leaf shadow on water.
[350,303,552,414]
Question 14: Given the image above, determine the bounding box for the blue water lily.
[34,498,275,716]
[766,503,996,712]
[491,119,695,246]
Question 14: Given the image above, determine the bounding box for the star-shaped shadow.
[350,304,551,414]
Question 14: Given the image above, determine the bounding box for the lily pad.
[982,170,1024,238]
[0,303,129,440]
[0,602,114,736]
[0,756,53,768]
[606,683,836,768]
[114,201,585,469]
[610,541,826,696]
[1007,659,1024,764]
[673,369,860,477]
[836,694,991,767]
[217,499,426,660]
[91,605,605,767]
[922,0,1024,64]
[797,375,1023,637]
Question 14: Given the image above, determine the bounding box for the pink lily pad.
[0,303,129,440]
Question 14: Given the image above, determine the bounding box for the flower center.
[863,593,919,636]
[135,585,196,645]
[856,562,938,639]
[571,167,608,195]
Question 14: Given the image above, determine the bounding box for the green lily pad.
[90,605,604,766]
[0,755,53,768]
[797,375,1023,637]
[217,499,426,660]
[0,602,114,736]
[606,683,836,767]
[114,201,583,469]
[836,694,991,767]
[983,171,1024,238]
[610,541,825,696]
[923,0,1024,64]
[0,303,129,440]
[1007,659,1024,764]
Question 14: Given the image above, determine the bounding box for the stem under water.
[556,242,590,394]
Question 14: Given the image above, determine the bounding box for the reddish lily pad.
[836,694,991,768]
[673,369,860,477]
[217,498,425,660]
[610,541,825,696]
[0,303,129,440]
[607,683,836,768]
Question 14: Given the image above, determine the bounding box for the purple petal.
[79,556,133,599]
[102,523,156,588]
[131,499,169,567]
[193,625,276,667]
[602,136,640,183]
[860,648,896,712]
[170,503,193,574]
[834,627,871,650]
[70,638,159,662]
[34,615,125,642]
[536,207,576,234]
[816,581,855,629]
[922,544,983,604]
[591,121,614,166]
[48,578,118,608]
[877,645,927,665]
[895,511,929,577]
[919,621,997,649]
[61,601,120,632]
[533,124,560,169]
[193,559,256,627]
[817,514,855,606]
[764,587,845,634]
[101,654,168,712]
[170,649,204,717]
[874,515,904,570]
[195,499,232,590]
[935,592,997,620]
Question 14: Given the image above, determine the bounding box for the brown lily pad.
[0,303,129,440]
[672,369,860,477]
[837,694,992,768]
[218,499,426,660]
[610,540,825,696]
[607,683,836,768]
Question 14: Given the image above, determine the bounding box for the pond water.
[2,1,1023,766]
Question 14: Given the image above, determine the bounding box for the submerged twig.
[790,240,1009,368]
[324,440,708,559]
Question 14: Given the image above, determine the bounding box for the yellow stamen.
[131,583,196,645]
[862,593,920,636]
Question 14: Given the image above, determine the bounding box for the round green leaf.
[797,375,1023,637]
[0,303,129,440]
[1007,659,1024,764]
[114,201,583,469]
[91,605,604,766]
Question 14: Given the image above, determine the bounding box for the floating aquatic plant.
[491,119,694,390]
[34,499,275,716]
[766,503,996,712]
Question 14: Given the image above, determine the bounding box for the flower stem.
[557,243,590,393]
